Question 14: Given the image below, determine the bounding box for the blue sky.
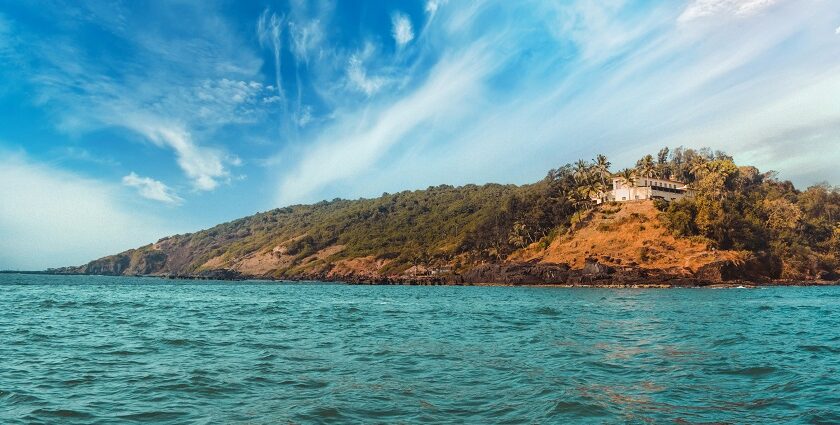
[1,0,839,269]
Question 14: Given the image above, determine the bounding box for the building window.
[622,197,626,201]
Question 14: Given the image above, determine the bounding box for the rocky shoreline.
[40,257,839,288]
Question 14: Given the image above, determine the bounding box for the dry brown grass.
[515,201,743,273]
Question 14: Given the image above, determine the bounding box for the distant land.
[47,147,840,287]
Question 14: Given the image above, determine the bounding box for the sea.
[1,273,838,424]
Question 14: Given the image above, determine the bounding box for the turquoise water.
[1,274,839,424]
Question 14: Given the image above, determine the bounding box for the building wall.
[611,186,651,202]
[605,178,694,203]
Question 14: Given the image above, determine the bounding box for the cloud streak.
[346,47,387,96]
[122,116,236,191]
[278,43,495,203]
[258,9,286,104]
[678,0,780,22]
[122,172,183,205]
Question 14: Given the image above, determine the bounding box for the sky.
[1,0,839,270]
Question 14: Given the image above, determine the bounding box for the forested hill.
[53,147,840,284]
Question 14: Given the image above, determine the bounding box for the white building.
[597,177,694,203]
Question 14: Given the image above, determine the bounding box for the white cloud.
[679,0,779,22]
[0,152,171,270]
[295,105,313,127]
[392,12,415,47]
[426,0,442,15]
[835,25,840,35]
[258,9,286,102]
[421,0,446,35]
[347,54,386,96]
[188,79,272,124]
[121,116,235,191]
[122,172,182,205]
[289,19,324,64]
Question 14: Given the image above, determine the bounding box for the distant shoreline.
[3,270,837,288]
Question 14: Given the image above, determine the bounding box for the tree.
[593,154,611,187]
[578,180,605,208]
[508,222,531,248]
[657,147,670,165]
[617,168,636,198]
[764,198,803,233]
[573,160,590,185]
[636,154,658,178]
[657,147,672,179]
[688,155,709,181]
[694,159,738,199]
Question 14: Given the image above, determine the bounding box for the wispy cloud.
[289,19,324,65]
[278,43,495,203]
[122,172,183,205]
[121,116,236,191]
[679,0,780,22]
[51,147,120,167]
[392,12,415,47]
[422,0,445,33]
[347,52,387,96]
[258,9,286,103]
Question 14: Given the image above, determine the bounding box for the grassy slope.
[76,183,526,277]
[97,199,737,280]
[512,201,742,274]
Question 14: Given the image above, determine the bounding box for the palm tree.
[582,180,606,205]
[573,160,590,184]
[508,222,530,248]
[636,154,658,178]
[618,168,636,190]
[567,184,595,211]
[689,156,708,180]
[593,154,611,187]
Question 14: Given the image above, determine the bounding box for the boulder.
[583,257,614,276]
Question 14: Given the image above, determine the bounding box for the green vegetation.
[156,171,583,275]
[650,147,840,279]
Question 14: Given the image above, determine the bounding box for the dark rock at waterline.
[458,262,572,285]
[195,268,246,280]
[695,253,780,283]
